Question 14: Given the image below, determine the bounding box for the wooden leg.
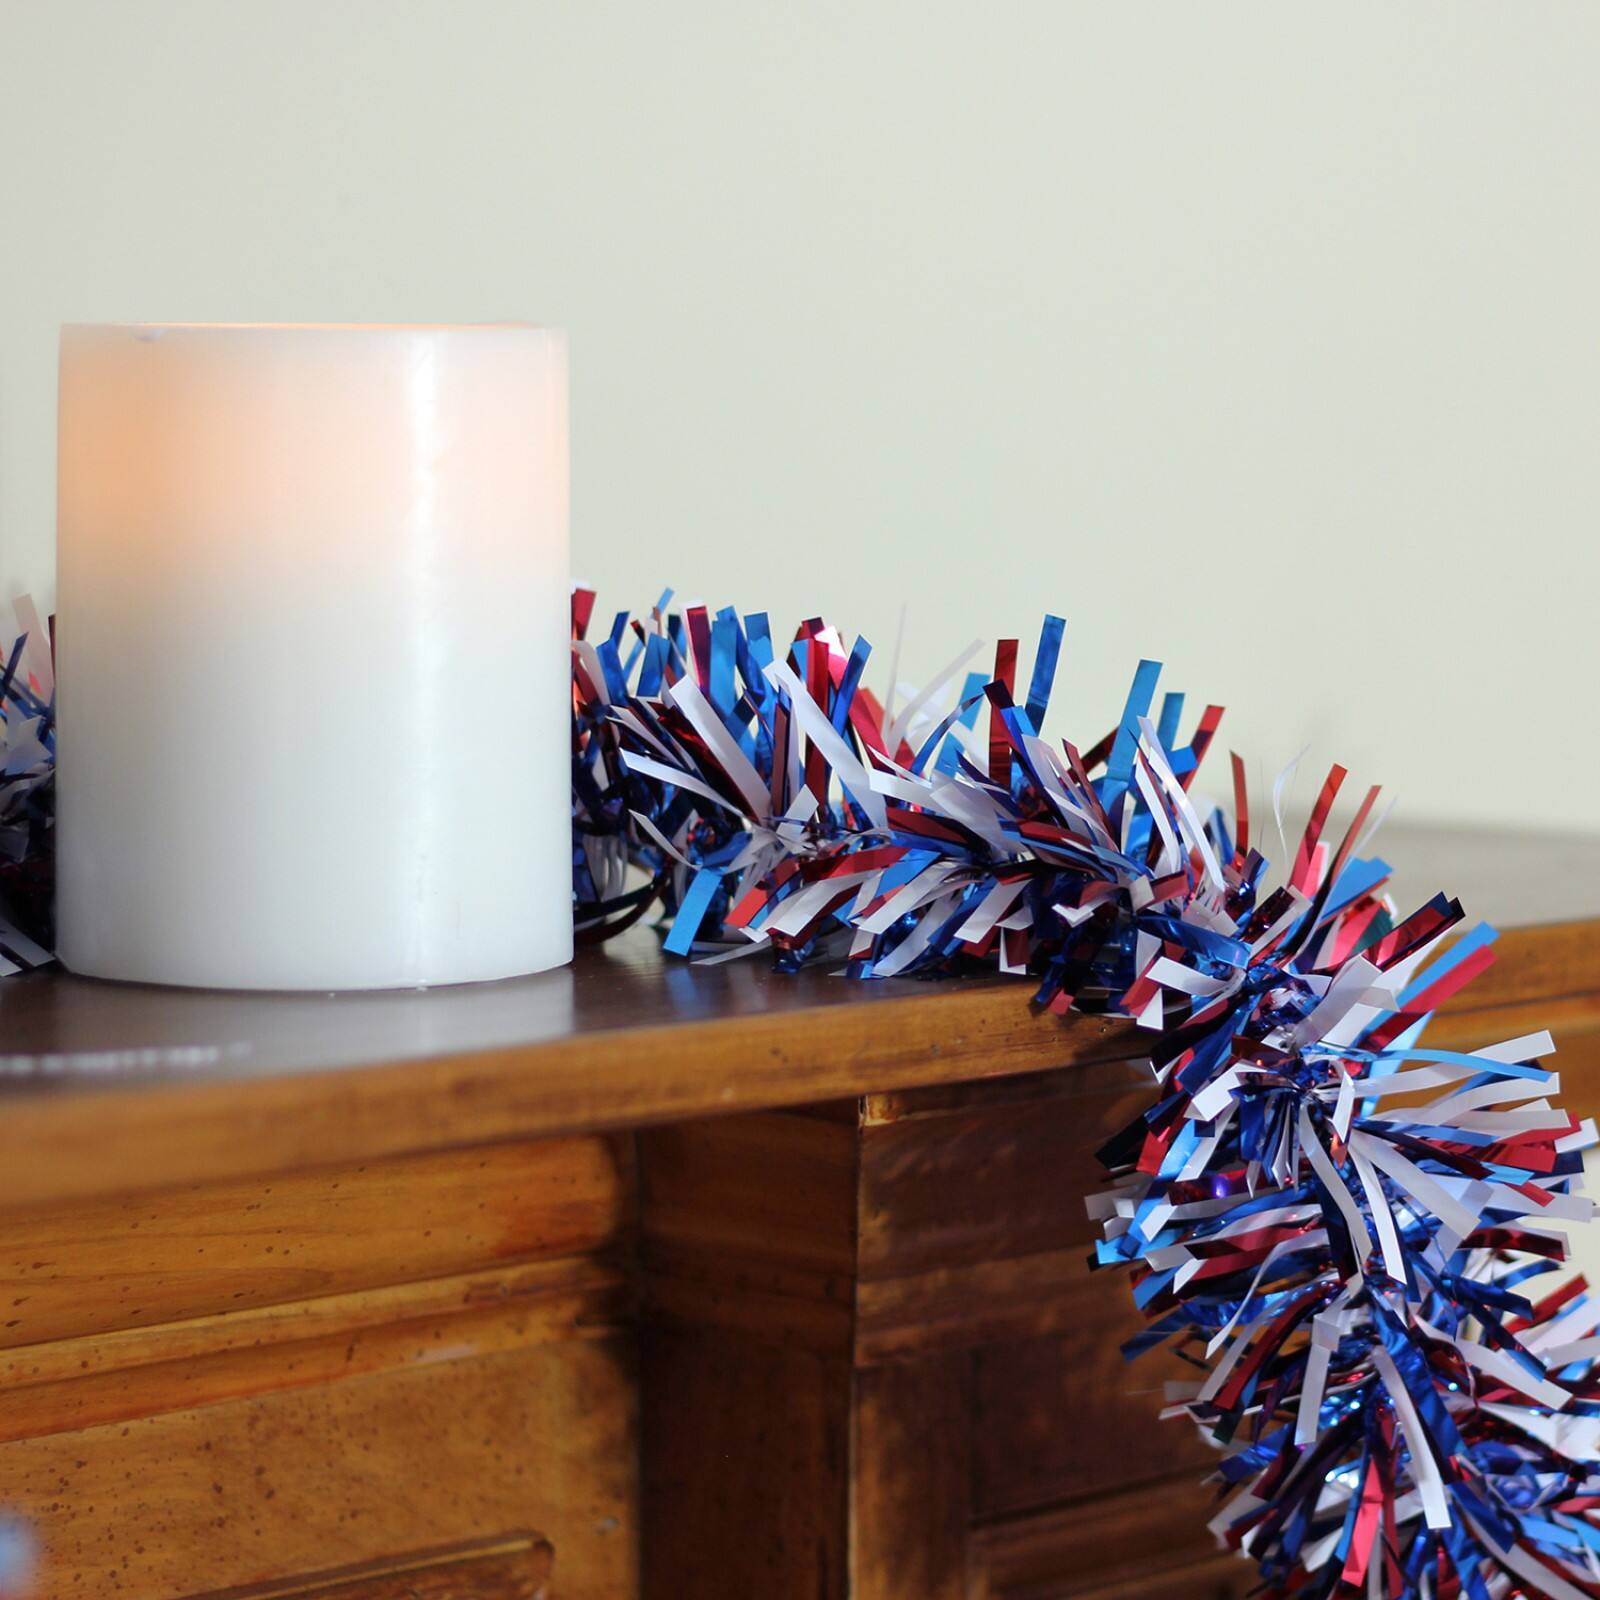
[642,1330,850,1600]
[851,1355,973,1600]
[638,1069,1259,1600]
[638,1111,856,1600]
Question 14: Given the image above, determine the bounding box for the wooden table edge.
[0,914,1595,1210]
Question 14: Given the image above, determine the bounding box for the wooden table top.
[1,822,1596,1208]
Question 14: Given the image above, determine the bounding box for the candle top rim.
[62,322,557,335]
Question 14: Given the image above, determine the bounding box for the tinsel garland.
[0,602,54,973]
[572,593,1600,1600]
[4,593,1600,1597]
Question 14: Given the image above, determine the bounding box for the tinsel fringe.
[572,592,1600,1600]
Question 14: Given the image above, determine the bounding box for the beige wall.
[2,0,1597,830]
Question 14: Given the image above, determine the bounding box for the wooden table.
[1,826,1597,1600]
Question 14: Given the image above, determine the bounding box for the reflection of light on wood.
[0,1518,33,1594]
[0,1043,241,1078]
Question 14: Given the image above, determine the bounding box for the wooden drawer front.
[972,1328,1212,1518]
[186,1535,554,1597]
[0,1134,638,1600]
[0,1137,634,1352]
[854,1067,1244,1599]
[0,1341,635,1600]
[854,1063,1153,1363]
[975,1479,1252,1600]
[858,1061,1150,1285]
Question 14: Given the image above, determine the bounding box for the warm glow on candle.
[56,323,572,990]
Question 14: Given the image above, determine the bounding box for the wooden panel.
[972,1325,1209,1517]
[644,1263,851,1354]
[639,1112,856,1595]
[0,1137,632,1349]
[976,1473,1251,1600]
[858,1075,1148,1284]
[0,1340,636,1600]
[639,1113,856,1353]
[856,1247,1088,1363]
[640,1114,856,1278]
[186,1535,554,1597]
[851,1355,973,1600]
[641,1327,849,1600]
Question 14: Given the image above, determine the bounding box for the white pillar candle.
[56,323,572,990]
